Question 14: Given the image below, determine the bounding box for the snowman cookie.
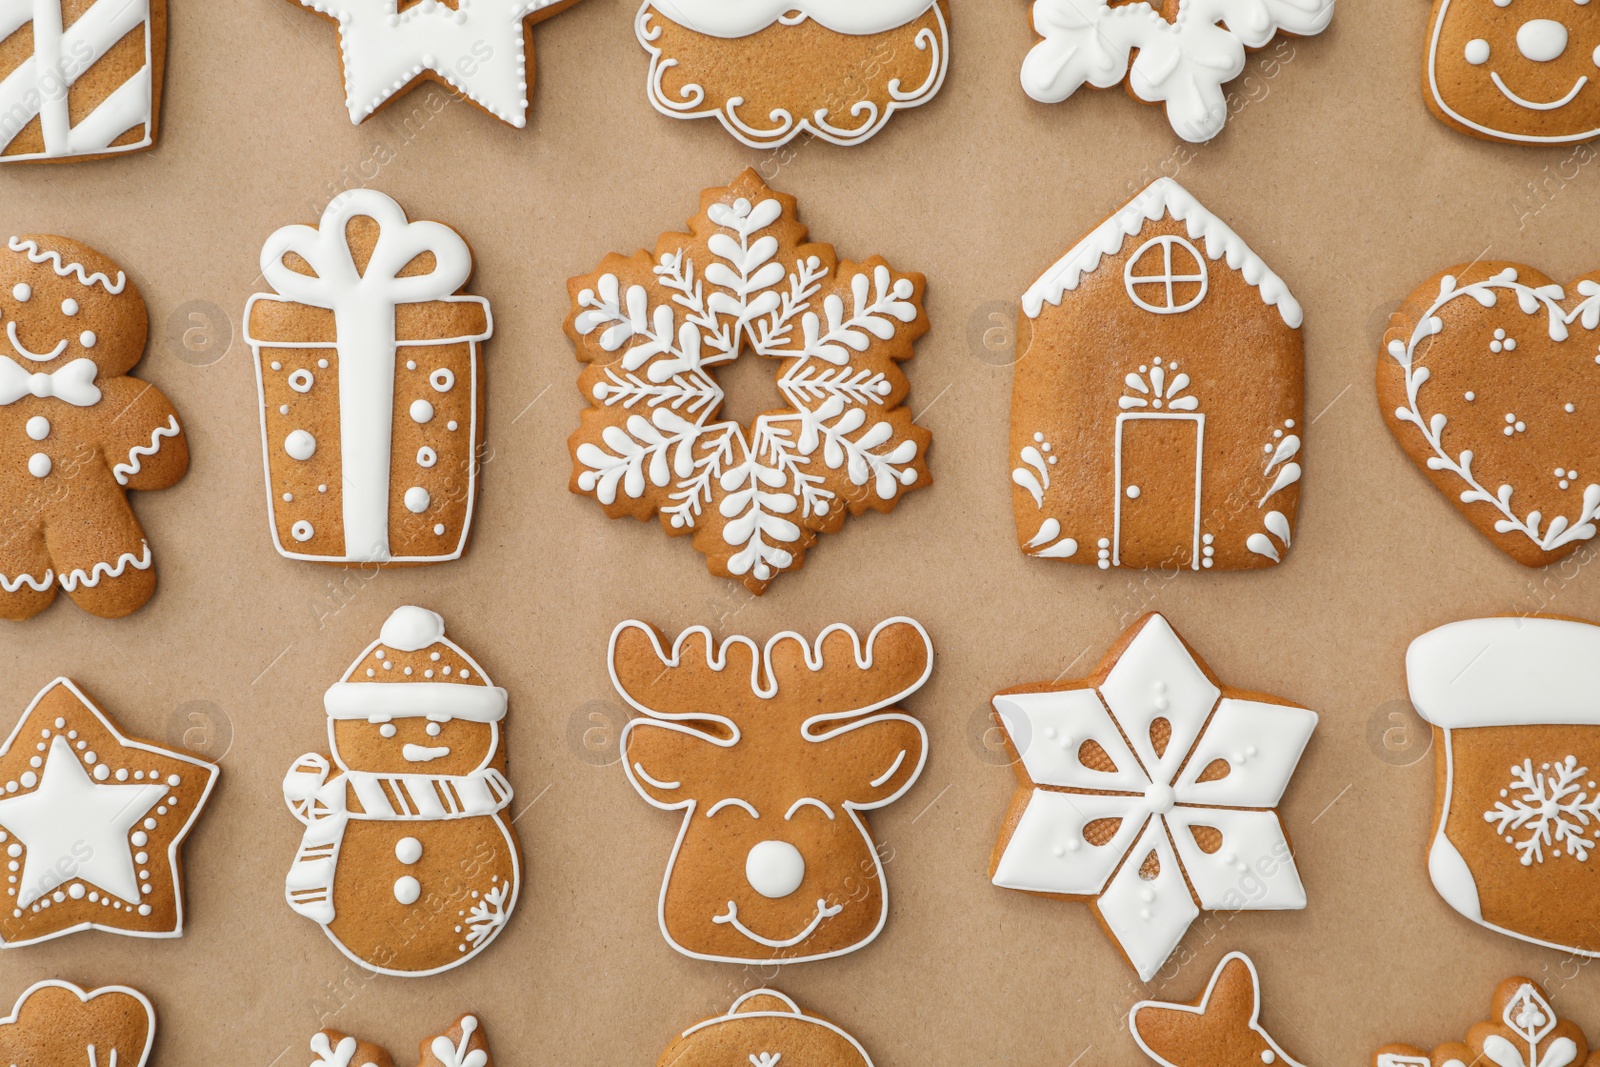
[283,607,520,977]
[0,235,188,619]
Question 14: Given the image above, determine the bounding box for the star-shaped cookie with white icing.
[0,678,218,947]
[293,0,586,127]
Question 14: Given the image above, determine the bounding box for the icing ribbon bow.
[0,356,101,406]
[259,190,472,559]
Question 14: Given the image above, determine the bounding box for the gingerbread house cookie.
[1012,179,1304,571]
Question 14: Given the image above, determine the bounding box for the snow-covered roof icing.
[1021,178,1303,328]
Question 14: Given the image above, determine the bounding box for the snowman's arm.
[95,377,189,491]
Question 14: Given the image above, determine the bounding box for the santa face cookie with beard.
[282,606,520,977]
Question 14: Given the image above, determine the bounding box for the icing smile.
[6,321,66,362]
[1490,71,1589,110]
[402,743,450,762]
[712,898,842,948]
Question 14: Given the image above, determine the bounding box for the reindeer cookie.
[0,980,154,1067]
[614,617,931,964]
[657,989,875,1067]
[1131,953,1305,1067]
[0,235,187,619]
[309,1014,493,1067]
[1374,976,1595,1067]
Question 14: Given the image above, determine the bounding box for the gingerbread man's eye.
[379,723,397,738]
[11,283,29,301]
[61,298,78,316]
[1466,38,1491,63]
[79,331,95,348]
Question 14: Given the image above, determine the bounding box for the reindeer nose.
[745,840,805,898]
[1517,19,1568,62]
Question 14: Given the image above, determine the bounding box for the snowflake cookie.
[1407,615,1600,957]
[308,1013,493,1067]
[656,989,876,1067]
[1020,0,1335,142]
[1374,976,1594,1067]
[0,678,218,947]
[0,981,155,1067]
[988,613,1318,981]
[1381,262,1600,567]
[566,169,931,594]
[1130,953,1305,1067]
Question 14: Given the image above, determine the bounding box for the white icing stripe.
[1021,178,1303,328]
[6,237,126,294]
[323,681,508,722]
[1407,616,1600,728]
[57,542,150,591]
[647,0,934,38]
[112,413,179,486]
[0,567,52,593]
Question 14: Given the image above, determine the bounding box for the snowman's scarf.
[284,762,512,924]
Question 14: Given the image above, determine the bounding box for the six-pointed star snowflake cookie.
[0,678,218,947]
[988,613,1318,980]
[291,0,585,126]
[565,168,932,594]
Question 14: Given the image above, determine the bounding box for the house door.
[1114,413,1204,569]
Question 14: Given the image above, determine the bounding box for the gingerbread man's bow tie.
[0,357,101,406]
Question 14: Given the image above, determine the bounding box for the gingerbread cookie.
[1130,953,1304,1067]
[1020,0,1335,142]
[283,607,519,976]
[0,678,217,946]
[288,0,584,127]
[636,1,949,148]
[1426,0,1600,144]
[657,990,875,1067]
[309,1014,493,1067]
[568,169,931,594]
[246,191,490,565]
[1381,264,1599,567]
[1,235,188,619]
[1407,615,1600,957]
[989,613,1317,980]
[1374,976,1595,1067]
[0,0,165,163]
[614,617,930,964]
[1013,178,1304,571]
[0,980,154,1067]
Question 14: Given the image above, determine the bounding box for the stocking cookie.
[309,1014,493,1067]
[1381,264,1600,567]
[1374,976,1594,1067]
[1013,179,1304,571]
[657,990,875,1067]
[567,169,931,594]
[1426,0,1600,144]
[988,613,1318,980]
[1,235,188,619]
[0,0,165,163]
[246,191,490,565]
[635,1,948,148]
[0,980,154,1067]
[1130,953,1305,1067]
[614,617,931,964]
[283,607,520,976]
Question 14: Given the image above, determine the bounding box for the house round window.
[1123,235,1208,314]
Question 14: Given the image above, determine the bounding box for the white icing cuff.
[1407,616,1600,728]
[325,682,508,721]
[648,0,935,38]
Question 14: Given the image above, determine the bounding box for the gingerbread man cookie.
[1130,953,1305,1067]
[1374,976,1595,1067]
[0,235,187,619]
[309,1014,493,1067]
[283,607,520,976]
[0,980,154,1067]
[657,990,875,1067]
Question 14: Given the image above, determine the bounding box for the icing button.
[26,452,50,478]
[25,416,48,441]
[393,875,421,905]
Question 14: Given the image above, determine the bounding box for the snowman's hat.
[323,606,508,722]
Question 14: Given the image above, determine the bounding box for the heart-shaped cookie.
[0,981,154,1067]
[1380,262,1600,566]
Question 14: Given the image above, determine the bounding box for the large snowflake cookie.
[567,169,931,594]
[988,612,1318,981]
[0,980,155,1067]
[1407,615,1600,958]
[246,190,491,565]
[1,234,188,620]
[308,1013,494,1067]
[656,989,876,1067]
[636,0,948,148]
[1012,178,1304,571]
[1381,262,1600,567]
[1130,953,1306,1067]
[0,678,218,947]
[1426,0,1600,144]
[1374,976,1595,1067]
[614,617,930,964]
[289,0,585,127]
[0,0,165,163]
[1020,0,1335,142]
[283,606,520,976]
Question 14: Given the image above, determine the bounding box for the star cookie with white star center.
[292,0,587,127]
[0,678,218,947]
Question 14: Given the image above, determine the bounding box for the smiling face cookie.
[1427,0,1600,142]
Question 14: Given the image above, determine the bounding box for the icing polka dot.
[271,361,282,371]
[288,369,315,393]
[26,416,49,440]
[93,765,109,781]
[417,446,437,468]
[79,331,95,348]
[410,399,435,424]
[60,298,78,316]
[404,486,431,513]
[430,368,455,392]
[433,523,446,536]
[318,358,329,368]
[446,420,458,431]
[292,520,315,542]
[406,360,417,371]
[284,429,317,461]
[11,283,30,301]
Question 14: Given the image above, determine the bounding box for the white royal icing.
[646,0,934,37]
[1129,953,1306,1067]
[678,989,876,1066]
[6,238,126,293]
[1408,616,1600,729]
[112,414,180,486]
